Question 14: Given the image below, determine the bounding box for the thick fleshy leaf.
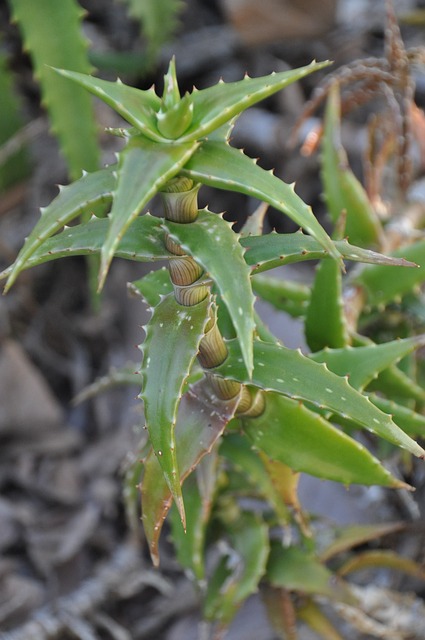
[53,68,162,140]
[99,136,199,289]
[169,475,207,581]
[369,365,425,402]
[183,142,341,262]
[203,511,269,625]
[214,339,425,457]
[140,294,211,525]
[319,522,404,562]
[251,274,309,317]
[141,379,240,565]
[321,84,382,246]
[297,599,345,640]
[220,433,290,525]
[305,258,349,351]
[182,61,331,142]
[129,267,173,306]
[4,167,115,291]
[337,550,425,580]
[310,335,425,391]
[1,214,171,283]
[267,543,354,602]
[354,238,425,306]
[370,395,425,437]
[242,392,406,488]
[240,231,416,275]
[164,209,255,376]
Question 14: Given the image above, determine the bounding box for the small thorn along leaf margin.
[139,293,211,526]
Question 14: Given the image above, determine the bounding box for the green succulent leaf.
[319,522,405,563]
[4,167,115,291]
[310,335,425,391]
[240,231,416,274]
[169,474,208,581]
[129,267,173,306]
[204,511,269,625]
[182,61,331,142]
[1,213,170,285]
[242,392,406,488]
[251,274,310,317]
[267,543,354,602]
[305,257,349,351]
[354,238,425,306]
[183,141,341,263]
[220,433,290,525]
[141,379,240,565]
[140,293,211,525]
[321,84,382,247]
[369,365,425,402]
[214,340,425,457]
[53,68,162,140]
[164,208,255,376]
[297,599,345,640]
[370,395,425,437]
[337,550,425,581]
[99,137,199,288]
[9,0,99,179]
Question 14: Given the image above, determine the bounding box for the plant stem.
[160,177,264,417]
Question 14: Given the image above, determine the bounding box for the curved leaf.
[242,392,407,488]
[321,84,382,246]
[337,550,425,580]
[370,395,425,437]
[140,293,211,525]
[354,238,425,306]
[240,231,417,274]
[10,0,99,179]
[4,167,115,291]
[181,61,331,142]
[251,274,309,317]
[305,257,349,351]
[1,214,170,283]
[267,543,354,602]
[53,68,162,140]
[183,141,341,262]
[214,339,425,457]
[319,522,405,563]
[164,209,255,376]
[99,137,198,288]
[310,335,425,391]
[220,433,290,525]
[204,511,269,625]
[129,267,173,306]
[141,379,239,565]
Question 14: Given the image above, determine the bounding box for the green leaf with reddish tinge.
[4,167,115,291]
[220,433,290,525]
[354,238,425,306]
[140,293,211,525]
[240,231,416,274]
[1,214,170,284]
[204,511,269,625]
[310,335,425,391]
[164,208,255,376]
[297,599,345,640]
[319,522,404,563]
[181,61,331,143]
[267,543,354,602]
[242,392,406,488]
[53,68,162,140]
[305,257,349,351]
[322,84,382,247]
[141,379,240,566]
[183,142,341,263]
[99,136,198,289]
[214,339,425,457]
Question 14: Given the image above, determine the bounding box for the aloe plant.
[3,56,425,637]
